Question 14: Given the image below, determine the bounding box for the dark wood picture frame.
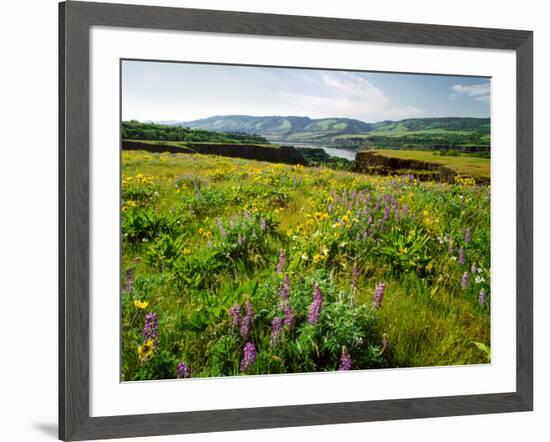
[59,1,533,440]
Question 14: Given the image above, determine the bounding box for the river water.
[291,143,358,161]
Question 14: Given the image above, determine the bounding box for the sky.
[122,60,490,123]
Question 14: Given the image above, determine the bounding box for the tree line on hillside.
[333,132,490,152]
[122,121,268,144]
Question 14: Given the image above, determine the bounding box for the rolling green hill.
[174,115,490,151]
[180,115,373,142]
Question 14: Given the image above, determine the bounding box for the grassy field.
[121,150,490,381]
[365,149,490,180]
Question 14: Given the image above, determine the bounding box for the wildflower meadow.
[121,151,490,381]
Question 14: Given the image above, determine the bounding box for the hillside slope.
[174,115,490,150]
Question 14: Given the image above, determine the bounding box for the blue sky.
[122,60,490,123]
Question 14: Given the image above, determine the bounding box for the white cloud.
[450,83,490,102]
[276,71,424,121]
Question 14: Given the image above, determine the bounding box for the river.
[290,143,358,161]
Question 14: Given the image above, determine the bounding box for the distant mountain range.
[153,115,490,149]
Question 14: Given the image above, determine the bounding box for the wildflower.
[275,249,286,274]
[383,205,390,221]
[479,288,487,306]
[279,273,291,303]
[350,264,360,290]
[373,282,385,309]
[283,303,295,330]
[471,262,478,274]
[240,342,257,372]
[461,272,470,289]
[260,217,267,232]
[229,304,241,329]
[458,247,465,265]
[133,299,149,310]
[142,312,158,343]
[338,347,352,371]
[240,301,254,339]
[138,339,154,361]
[271,317,283,345]
[176,362,192,379]
[475,275,486,284]
[465,227,472,243]
[308,284,323,324]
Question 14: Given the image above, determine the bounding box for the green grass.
[121,150,490,381]
[366,149,490,180]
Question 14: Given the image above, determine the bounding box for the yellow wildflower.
[138,339,154,361]
[133,300,149,310]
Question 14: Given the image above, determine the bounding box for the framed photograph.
[59,1,533,440]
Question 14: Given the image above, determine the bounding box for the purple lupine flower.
[383,205,391,221]
[259,217,267,232]
[461,272,470,289]
[350,264,360,290]
[239,301,254,339]
[142,312,158,343]
[308,284,323,324]
[479,288,487,306]
[244,300,254,318]
[338,347,352,371]
[229,304,241,329]
[465,227,472,243]
[373,282,385,309]
[280,273,291,302]
[176,362,192,379]
[240,342,257,372]
[402,204,408,218]
[458,247,465,265]
[283,303,295,330]
[271,317,283,345]
[275,249,286,274]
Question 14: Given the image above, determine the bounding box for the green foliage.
[122,120,268,144]
[122,208,183,243]
[378,226,431,274]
